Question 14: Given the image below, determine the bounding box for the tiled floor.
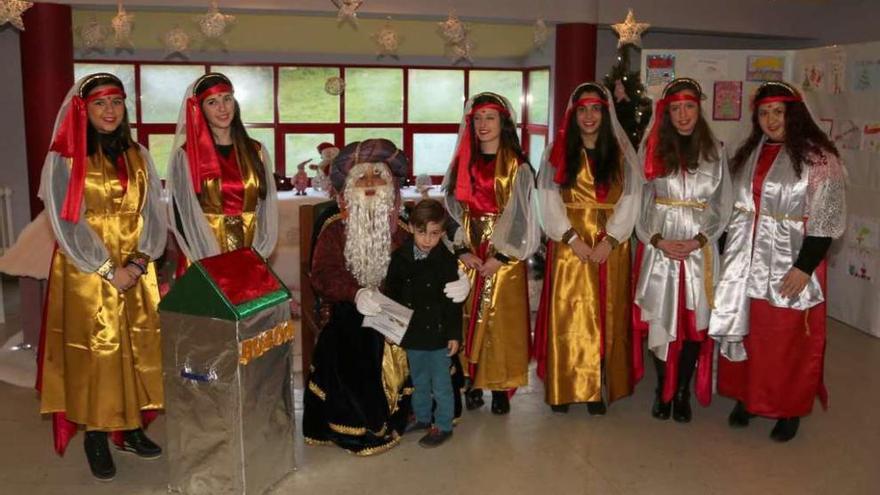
[1,279,878,494]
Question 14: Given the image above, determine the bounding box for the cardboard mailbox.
[159,248,295,494]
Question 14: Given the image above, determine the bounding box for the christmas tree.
[603,43,653,147]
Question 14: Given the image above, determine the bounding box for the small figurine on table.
[310,142,339,194]
[414,173,432,198]
[293,160,311,196]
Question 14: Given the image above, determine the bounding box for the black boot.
[550,404,569,413]
[84,431,116,481]
[672,388,692,423]
[451,358,464,422]
[728,401,753,428]
[465,388,485,410]
[118,428,162,459]
[651,355,671,420]
[491,391,510,415]
[770,417,800,442]
[586,401,607,416]
[672,342,699,423]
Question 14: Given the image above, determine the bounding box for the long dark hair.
[468,93,528,166]
[195,73,268,199]
[656,80,718,176]
[731,83,838,177]
[562,83,621,189]
[81,73,134,157]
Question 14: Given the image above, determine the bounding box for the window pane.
[344,128,403,149]
[528,70,550,125]
[408,69,464,123]
[528,133,547,167]
[74,63,136,118]
[285,133,335,176]
[345,68,403,123]
[213,66,274,123]
[413,134,457,176]
[146,134,176,179]
[279,67,340,123]
[141,65,205,123]
[469,70,523,123]
[246,127,276,167]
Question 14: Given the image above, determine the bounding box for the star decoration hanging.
[533,18,549,50]
[447,38,474,65]
[324,76,345,96]
[437,11,467,44]
[332,0,363,27]
[373,19,401,58]
[111,3,135,49]
[196,1,235,40]
[611,9,650,48]
[163,26,191,57]
[80,18,108,52]
[0,0,32,31]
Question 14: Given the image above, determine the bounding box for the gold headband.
[663,77,704,99]
[78,73,123,97]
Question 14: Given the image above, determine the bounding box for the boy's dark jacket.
[384,238,462,350]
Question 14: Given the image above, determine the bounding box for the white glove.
[355,288,382,316]
[443,269,471,303]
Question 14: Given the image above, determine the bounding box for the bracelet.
[96,258,116,282]
[561,228,577,244]
[493,253,512,264]
[693,233,708,248]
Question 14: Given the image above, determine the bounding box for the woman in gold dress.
[443,92,540,415]
[37,73,167,480]
[534,82,641,415]
[167,73,277,263]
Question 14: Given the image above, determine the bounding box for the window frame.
[76,59,550,182]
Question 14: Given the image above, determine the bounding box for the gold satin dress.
[196,145,262,253]
[40,148,163,431]
[543,152,633,405]
[461,150,531,391]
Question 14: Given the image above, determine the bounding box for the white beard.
[343,178,395,289]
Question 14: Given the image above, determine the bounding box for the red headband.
[753,95,802,109]
[452,100,512,202]
[50,86,128,223]
[642,92,701,181]
[185,84,235,192]
[549,96,609,184]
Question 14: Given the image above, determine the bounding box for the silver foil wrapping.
[161,303,296,494]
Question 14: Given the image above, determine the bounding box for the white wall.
[0,29,31,237]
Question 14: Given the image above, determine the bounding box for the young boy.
[384,199,462,448]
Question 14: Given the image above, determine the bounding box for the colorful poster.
[689,57,729,80]
[851,59,880,92]
[646,55,675,90]
[746,55,785,81]
[861,122,880,153]
[712,81,742,121]
[849,216,880,250]
[800,62,826,92]
[832,119,863,151]
[828,50,846,94]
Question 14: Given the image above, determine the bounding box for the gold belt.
[564,202,615,210]
[655,198,707,210]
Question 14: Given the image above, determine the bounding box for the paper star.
[438,11,467,44]
[334,0,363,27]
[611,8,650,48]
[373,19,401,57]
[163,26,191,56]
[533,18,549,50]
[196,1,235,39]
[111,3,135,49]
[0,0,33,31]
[80,17,108,52]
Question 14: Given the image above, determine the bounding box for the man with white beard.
[302,139,468,456]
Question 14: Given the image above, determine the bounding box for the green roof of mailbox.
[159,248,291,321]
